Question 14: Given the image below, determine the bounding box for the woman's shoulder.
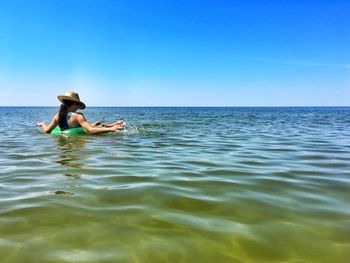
[72,112,85,120]
[72,112,84,116]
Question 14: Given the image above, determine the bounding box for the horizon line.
[1,105,349,108]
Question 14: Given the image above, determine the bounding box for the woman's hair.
[58,100,75,131]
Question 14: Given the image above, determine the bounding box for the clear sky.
[0,0,349,106]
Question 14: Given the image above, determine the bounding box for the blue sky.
[0,0,349,106]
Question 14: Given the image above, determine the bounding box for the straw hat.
[57,91,86,109]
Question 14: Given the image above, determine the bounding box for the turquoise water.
[0,107,349,262]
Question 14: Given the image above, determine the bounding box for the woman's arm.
[36,113,59,134]
[76,114,123,134]
[101,120,126,128]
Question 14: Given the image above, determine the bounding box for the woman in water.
[36,91,126,134]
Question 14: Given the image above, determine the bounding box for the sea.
[0,106,349,263]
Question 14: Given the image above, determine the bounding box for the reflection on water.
[56,136,87,177]
[0,107,349,263]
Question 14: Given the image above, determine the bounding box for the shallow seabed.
[0,107,349,262]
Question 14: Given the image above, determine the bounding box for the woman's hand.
[110,121,126,131]
[91,121,102,126]
[115,120,126,130]
[115,120,126,128]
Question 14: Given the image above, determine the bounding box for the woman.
[36,91,126,134]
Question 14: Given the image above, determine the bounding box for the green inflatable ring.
[51,126,89,136]
[50,126,118,136]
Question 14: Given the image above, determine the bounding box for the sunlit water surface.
[0,107,349,262]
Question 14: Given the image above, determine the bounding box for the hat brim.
[57,95,86,109]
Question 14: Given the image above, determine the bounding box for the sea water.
[0,107,349,262]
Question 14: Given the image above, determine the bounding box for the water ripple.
[0,107,349,262]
